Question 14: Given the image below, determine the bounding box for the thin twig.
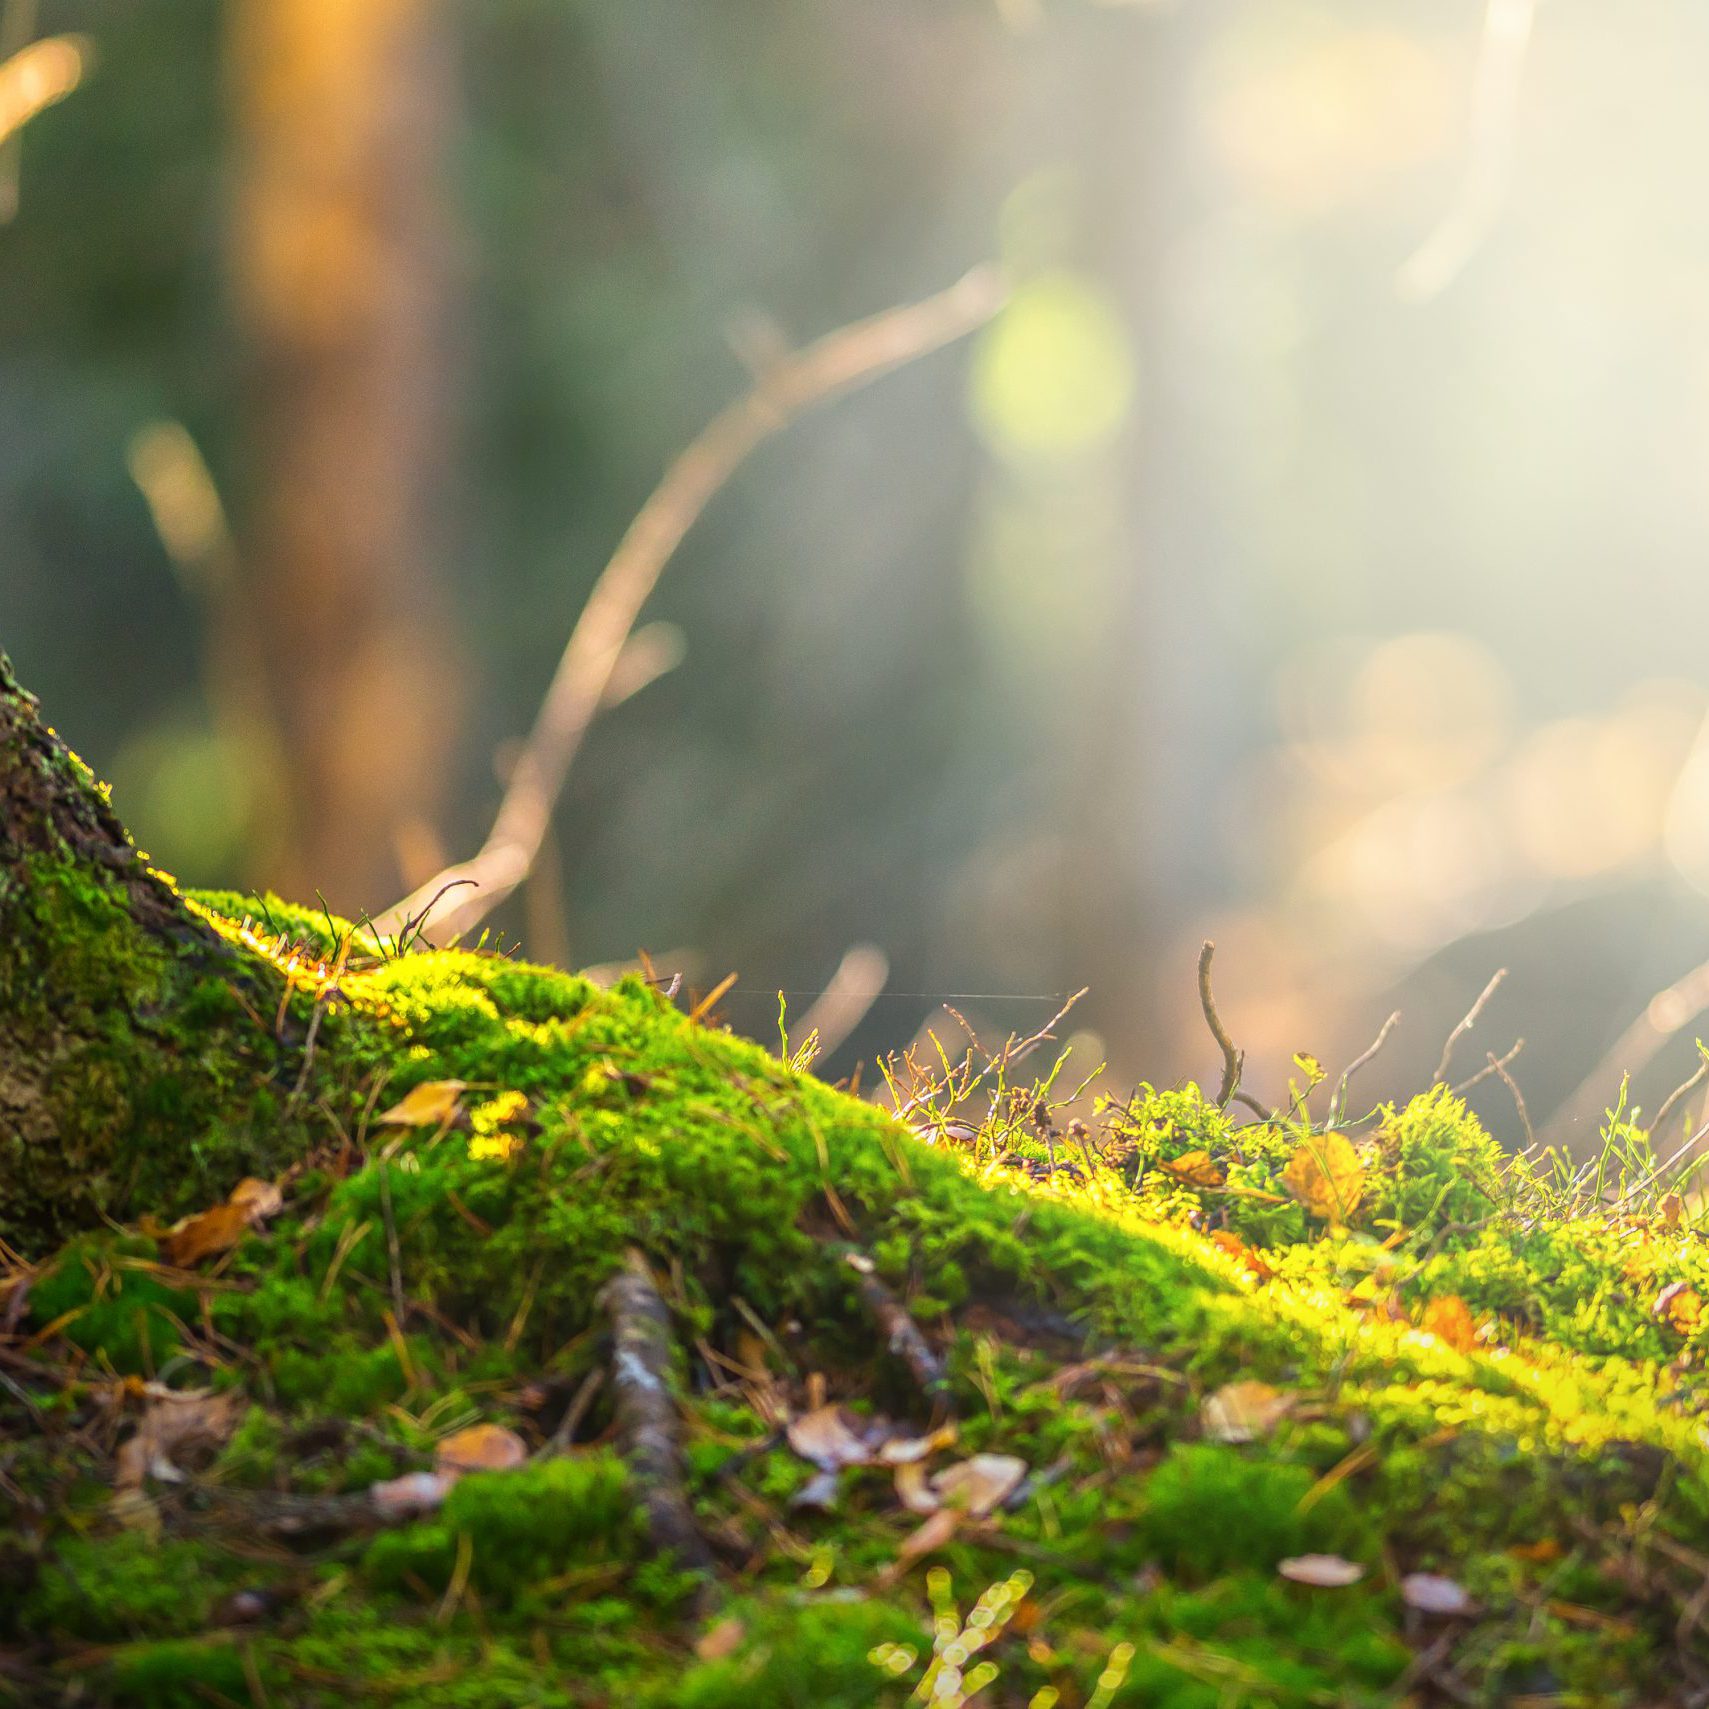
[1650,1057,1709,1142]
[375,268,1006,945]
[1487,1049,1535,1151]
[1434,968,1507,1085]
[1450,1037,1523,1097]
[1330,1011,1400,1125]
[598,1249,717,1588]
[840,1248,951,1413]
[542,1367,605,1457]
[1197,941,1243,1109]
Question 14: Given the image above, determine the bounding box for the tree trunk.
[227,0,463,915]
[0,651,307,1252]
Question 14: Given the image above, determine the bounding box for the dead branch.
[1433,968,1507,1085]
[1197,941,1243,1108]
[1450,1037,1523,1097]
[1650,1056,1709,1141]
[375,268,1005,945]
[1330,1010,1400,1124]
[1487,1048,1535,1151]
[598,1248,717,1582]
[840,1248,951,1413]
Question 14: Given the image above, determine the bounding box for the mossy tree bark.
[0,652,306,1253]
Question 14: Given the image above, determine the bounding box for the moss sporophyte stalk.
[9,659,1709,1703]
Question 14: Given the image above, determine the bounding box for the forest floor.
[6,892,1709,1708]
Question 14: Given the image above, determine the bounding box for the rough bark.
[0,652,302,1253]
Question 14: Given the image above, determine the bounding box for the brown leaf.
[694,1618,747,1662]
[1282,1133,1365,1224]
[932,1452,1027,1517]
[1400,1571,1476,1616]
[1201,1379,1293,1445]
[114,1386,240,1493]
[436,1423,527,1475]
[228,1177,284,1222]
[1160,1149,1225,1189]
[163,1200,254,1269]
[1661,1192,1685,1229]
[1421,1295,1479,1353]
[786,1404,878,1471]
[1279,1553,1365,1588]
[376,1080,468,1128]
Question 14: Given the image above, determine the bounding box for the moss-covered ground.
[7,889,1709,1706]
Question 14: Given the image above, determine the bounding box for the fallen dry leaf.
[933,1452,1027,1517]
[164,1201,251,1268]
[1655,1280,1704,1334]
[1421,1295,1479,1353]
[1160,1149,1225,1189]
[1206,1229,1272,1279]
[786,1404,876,1472]
[162,1174,286,1268]
[1401,1572,1476,1616]
[228,1177,284,1221]
[436,1423,527,1475]
[894,1460,939,1514]
[1282,1133,1365,1224]
[114,1385,240,1493]
[1279,1553,1365,1588]
[1201,1380,1293,1445]
[377,1080,468,1128]
[876,1422,958,1465]
[694,1618,747,1662]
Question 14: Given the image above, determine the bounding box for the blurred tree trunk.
[227,0,463,914]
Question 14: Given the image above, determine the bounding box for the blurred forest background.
[9,0,1709,1144]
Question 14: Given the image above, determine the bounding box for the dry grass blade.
[375,267,1006,945]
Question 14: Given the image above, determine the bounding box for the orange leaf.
[435,1423,527,1475]
[1282,1133,1365,1224]
[1421,1295,1479,1353]
[377,1080,468,1128]
[1201,1379,1293,1445]
[1655,1280,1703,1334]
[1207,1229,1273,1280]
[164,1201,252,1269]
[1160,1150,1225,1189]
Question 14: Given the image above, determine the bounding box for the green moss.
[12,877,1709,1702]
[1138,1444,1367,1578]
